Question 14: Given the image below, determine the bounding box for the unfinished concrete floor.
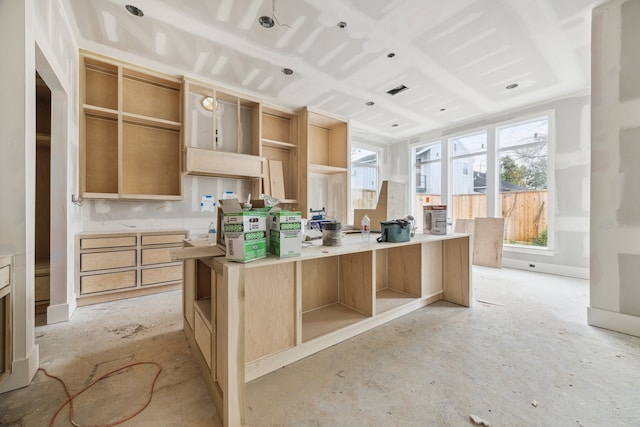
[1,266,639,426]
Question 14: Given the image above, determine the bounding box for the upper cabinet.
[255,105,299,204]
[80,51,183,200]
[298,107,349,222]
[182,77,264,180]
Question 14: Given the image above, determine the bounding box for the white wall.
[390,94,591,278]
[589,0,640,337]
[0,0,39,393]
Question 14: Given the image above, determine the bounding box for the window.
[451,132,487,220]
[412,141,442,222]
[498,117,549,247]
[351,146,379,213]
[410,111,552,250]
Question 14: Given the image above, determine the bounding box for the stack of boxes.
[223,211,268,262]
[268,211,302,258]
[222,209,302,262]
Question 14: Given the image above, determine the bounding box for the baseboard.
[0,344,40,393]
[588,307,640,338]
[501,258,589,279]
[46,295,77,324]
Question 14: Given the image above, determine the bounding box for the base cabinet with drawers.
[75,230,187,305]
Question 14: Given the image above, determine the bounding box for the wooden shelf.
[302,303,367,342]
[298,107,349,220]
[376,288,419,314]
[184,147,265,179]
[309,164,348,174]
[195,298,212,330]
[83,105,118,119]
[262,138,296,149]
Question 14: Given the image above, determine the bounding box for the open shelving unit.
[298,107,349,222]
[254,105,299,204]
[182,77,265,180]
[301,252,372,342]
[80,52,182,200]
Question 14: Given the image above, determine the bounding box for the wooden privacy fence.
[414,190,548,244]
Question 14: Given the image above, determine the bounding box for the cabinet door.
[141,265,182,286]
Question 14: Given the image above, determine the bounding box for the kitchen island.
[178,232,471,426]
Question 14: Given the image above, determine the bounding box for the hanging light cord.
[38,361,162,427]
[272,0,291,28]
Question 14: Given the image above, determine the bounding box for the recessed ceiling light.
[337,21,347,29]
[125,5,144,17]
[440,108,446,112]
[506,83,519,90]
[259,16,274,28]
[365,101,375,106]
[282,68,294,75]
[387,52,396,58]
[392,123,399,127]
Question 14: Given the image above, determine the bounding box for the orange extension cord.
[38,361,162,427]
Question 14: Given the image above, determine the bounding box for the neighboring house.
[473,171,527,193]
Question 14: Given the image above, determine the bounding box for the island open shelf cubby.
[179,232,471,427]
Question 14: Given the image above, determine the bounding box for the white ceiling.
[61,0,603,141]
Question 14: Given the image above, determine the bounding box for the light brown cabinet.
[0,255,12,384]
[75,230,188,305]
[80,51,183,200]
[182,77,265,180]
[298,107,349,221]
[253,105,299,204]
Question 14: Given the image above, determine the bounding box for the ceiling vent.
[386,84,408,96]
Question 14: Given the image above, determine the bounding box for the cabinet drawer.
[80,236,136,249]
[35,275,50,302]
[141,247,174,265]
[80,270,136,294]
[141,234,186,246]
[195,310,212,369]
[141,265,182,286]
[0,264,10,291]
[81,250,137,272]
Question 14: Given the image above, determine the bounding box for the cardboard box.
[423,205,447,235]
[223,211,267,262]
[268,211,302,258]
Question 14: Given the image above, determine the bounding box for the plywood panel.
[80,270,136,294]
[376,249,388,291]
[262,113,291,143]
[183,259,196,330]
[195,310,212,369]
[80,236,136,249]
[328,122,348,169]
[454,218,474,234]
[84,65,118,110]
[421,241,443,296]
[122,75,180,122]
[80,250,136,272]
[301,257,339,311]
[85,116,118,194]
[339,252,374,316]
[443,237,471,306]
[185,147,264,179]
[387,245,422,297]
[141,265,182,286]
[268,159,286,200]
[302,304,366,342]
[244,263,295,363]
[473,217,504,268]
[308,125,329,166]
[122,123,181,196]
